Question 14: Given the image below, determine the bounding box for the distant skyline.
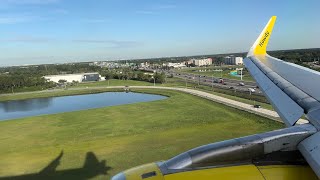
[0,0,319,66]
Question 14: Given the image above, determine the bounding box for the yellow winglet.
[248,16,277,57]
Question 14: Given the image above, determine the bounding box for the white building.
[164,62,186,68]
[44,73,101,83]
[224,56,243,65]
[190,58,213,66]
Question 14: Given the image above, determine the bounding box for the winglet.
[247,16,277,57]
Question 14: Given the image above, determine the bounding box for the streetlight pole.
[198,73,200,86]
[185,75,188,88]
[152,76,155,86]
[212,74,214,89]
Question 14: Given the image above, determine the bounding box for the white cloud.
[82,18,111,23]
[0,36,53,43]
[52,9,68,15]
[0,16,32,24]
[136,4,176,15]
[0,14,49,24]
[73,39,142,48]
[155,4,176,9]
[0,0,60,5]
[135,10,155,15]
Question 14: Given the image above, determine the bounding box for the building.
[140,62,149,68]
[188,58,213,66]
[44,73,101,83]
[224,56,243,65]
[164,62,186,68]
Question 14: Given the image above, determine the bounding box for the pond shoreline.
[0,91,167,121]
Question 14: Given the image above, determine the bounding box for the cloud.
[52,9,68,15]
[135,10,155,15]
[0,17,30,24]
[155,4,176,9]
[136,4,176,15]
[0,14,49,24]
[0,0,60,5]
[0,36,53,43]
[73,39,142,48]
[82,18,111,23]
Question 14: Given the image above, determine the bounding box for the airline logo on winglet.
[259,31,270,47]
[247,16,276,57]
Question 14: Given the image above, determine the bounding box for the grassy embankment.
[0,88,283,179]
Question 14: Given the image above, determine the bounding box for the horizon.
[1,47,320,68]
[0,0,319,66]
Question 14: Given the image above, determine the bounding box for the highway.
[169,72,263,95]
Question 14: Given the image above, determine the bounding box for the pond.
[0,92,167,121]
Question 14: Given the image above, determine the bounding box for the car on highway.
[239,82,245,86]
[253,104,261,108]
[248,88,256,92]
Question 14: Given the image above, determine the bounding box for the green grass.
[0,89,284,179]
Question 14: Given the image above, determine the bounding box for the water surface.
[0,92,167,121]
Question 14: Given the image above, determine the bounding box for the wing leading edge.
[244,16,320,178]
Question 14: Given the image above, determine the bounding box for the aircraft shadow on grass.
[0,151,111,180]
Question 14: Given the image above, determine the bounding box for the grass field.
[0,88,284,179]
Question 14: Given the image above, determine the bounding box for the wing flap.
[298,132,320,177]
[244,58,304,126]
[262,55,320,102]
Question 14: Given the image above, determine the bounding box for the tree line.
[101,69,166,84]
[0,74,55,93]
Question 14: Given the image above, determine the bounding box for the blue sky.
[0,0,319,66]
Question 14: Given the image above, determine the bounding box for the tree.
[137,72,147,81]
[58,79,67,84]
[103,72,114,86]
[153,72,165,84]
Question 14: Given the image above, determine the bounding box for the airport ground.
[0,81,285,179]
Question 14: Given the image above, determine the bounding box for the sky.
[0,0,319,66]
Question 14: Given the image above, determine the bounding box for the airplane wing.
[39,151,63,174]
[244,16,320,178]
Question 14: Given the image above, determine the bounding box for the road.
[172,72,263,94]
